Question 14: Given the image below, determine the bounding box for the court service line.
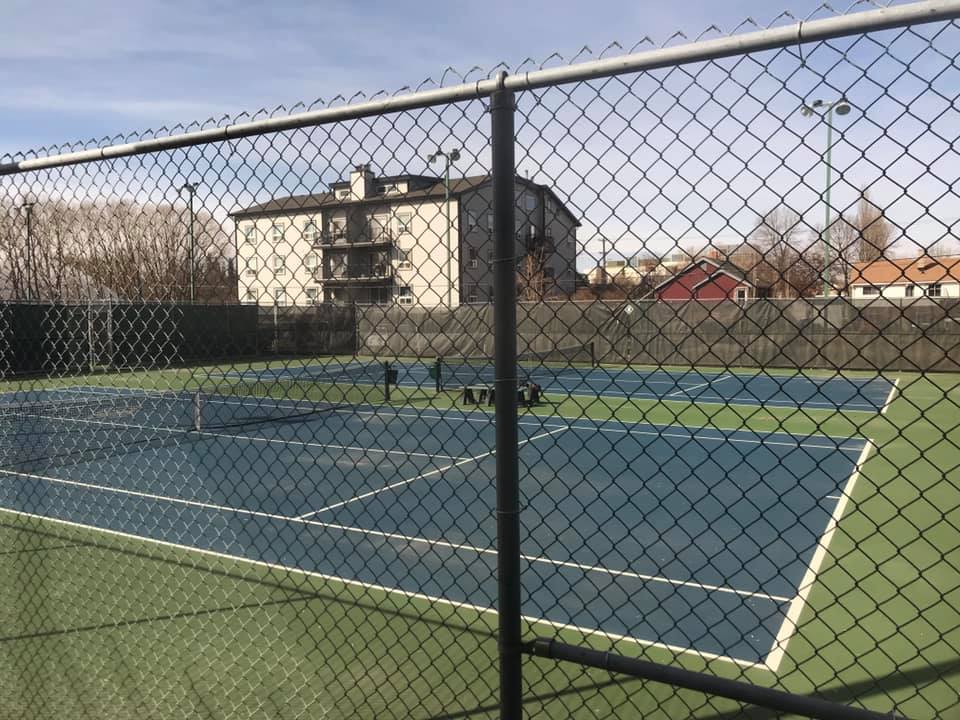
[22,409,461,463]
[296,426,570,519]
[880,377,901,416]
[0,464,784,604]
[667,373,734,397]
[0,506,767,669]
[763,439,875,673]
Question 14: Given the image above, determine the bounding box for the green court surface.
[0,361,957,718]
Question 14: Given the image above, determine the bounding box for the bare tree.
[747,206,822,298]
[820,214,860,297]
[855,190,894,261]
[0,199,234,302]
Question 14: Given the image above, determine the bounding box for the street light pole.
[22,201,35,302]
[427,148,461,307]
[179,182,198,303]
[801,98,852,297]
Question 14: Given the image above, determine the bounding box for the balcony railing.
[317,229,394,247]
[321,265,394,283]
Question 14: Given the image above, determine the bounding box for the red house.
[652,258,753,301]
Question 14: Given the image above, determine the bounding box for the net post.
[589,340,596,368]
[435,357,442,394]
[384,360,391,403]
[192,391,202,432]
[490,74,522,720]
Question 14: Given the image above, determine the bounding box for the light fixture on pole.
[179,182,199,303]
[800,98,852,298]
[427,148,461,307]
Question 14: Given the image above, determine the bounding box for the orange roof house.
[849,256,960,299]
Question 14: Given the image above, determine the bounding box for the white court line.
[667,373,734,397]
[763,439,874,673]
[297,426,570,519]
[58,385,865,452]
[0,505,767,669]
[825,495,841,500]
[20,408,460,463]
[0,467,785,604]
[881,377,901,416]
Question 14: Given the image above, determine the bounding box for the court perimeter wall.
[358,297,960,373]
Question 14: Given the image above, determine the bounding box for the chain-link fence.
[1,2,959,718]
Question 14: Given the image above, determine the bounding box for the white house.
[849,255,960,299]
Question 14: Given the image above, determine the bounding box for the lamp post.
[427,148,461,307]
[179,182,198,303]
[801,98,852,297]
[21,200,35,302]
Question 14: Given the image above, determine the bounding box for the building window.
[466,284,479,303]
[397,213,412,234]
[396,248,412,271]
[397,285,413,305]
[272,255,286,276]
[271,223,285,243]
[487,285,494,301]
[306,287,320,305]
[245,257,258,277]
[469,247,479,269]
[543,266,555,279]
[468,211,478,229]
[736,287,748,302]
[337,189,351,199]
[487,249,494,265]
[926,283,942,297]
[243,225,257,244]
[487,211,495,232]
[524,193,537,211]
[304,253,318,272]
[905,284,915,298]
[242,290,257,304]
[274,287,286,306]
[862,286,879,296]
[303,220,320,244]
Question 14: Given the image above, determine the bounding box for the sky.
[1,0,956,265]
[0,0,867,155]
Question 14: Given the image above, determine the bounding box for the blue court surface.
[0,385,870,667]
[231,359,897,413]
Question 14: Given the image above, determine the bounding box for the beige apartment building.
[231,165,579,306]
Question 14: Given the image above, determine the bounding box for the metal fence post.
[491,73,522,720]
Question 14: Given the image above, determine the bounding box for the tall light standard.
[427,148,461,307]
[801,98,852,297]
[21,200,35,302]
[179,182,199,303]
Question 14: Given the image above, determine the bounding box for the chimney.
[350,163,374,200]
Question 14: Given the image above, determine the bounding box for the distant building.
[230,165,579,306]
[652,258,754,301]
[849,255,960,299]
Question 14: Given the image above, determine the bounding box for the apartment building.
[231,165,579,306]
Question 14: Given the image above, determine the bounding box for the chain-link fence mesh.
[1,2,958,718]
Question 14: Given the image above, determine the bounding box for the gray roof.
[230,175,580,226]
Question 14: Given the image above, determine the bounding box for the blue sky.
[1,0,854,155]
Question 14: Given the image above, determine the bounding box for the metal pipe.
[490,78,521,720]
[23,202,34,301]
[529,639,898,720]
[2,1,957,176]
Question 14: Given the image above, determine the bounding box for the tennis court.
[0,384,869,668]
[228,359,898,413]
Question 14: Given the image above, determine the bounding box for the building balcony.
[316,230,394,248]
[320,266,395,283]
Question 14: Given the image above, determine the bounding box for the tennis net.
[436,342,595,391]
[0,375,390,472]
